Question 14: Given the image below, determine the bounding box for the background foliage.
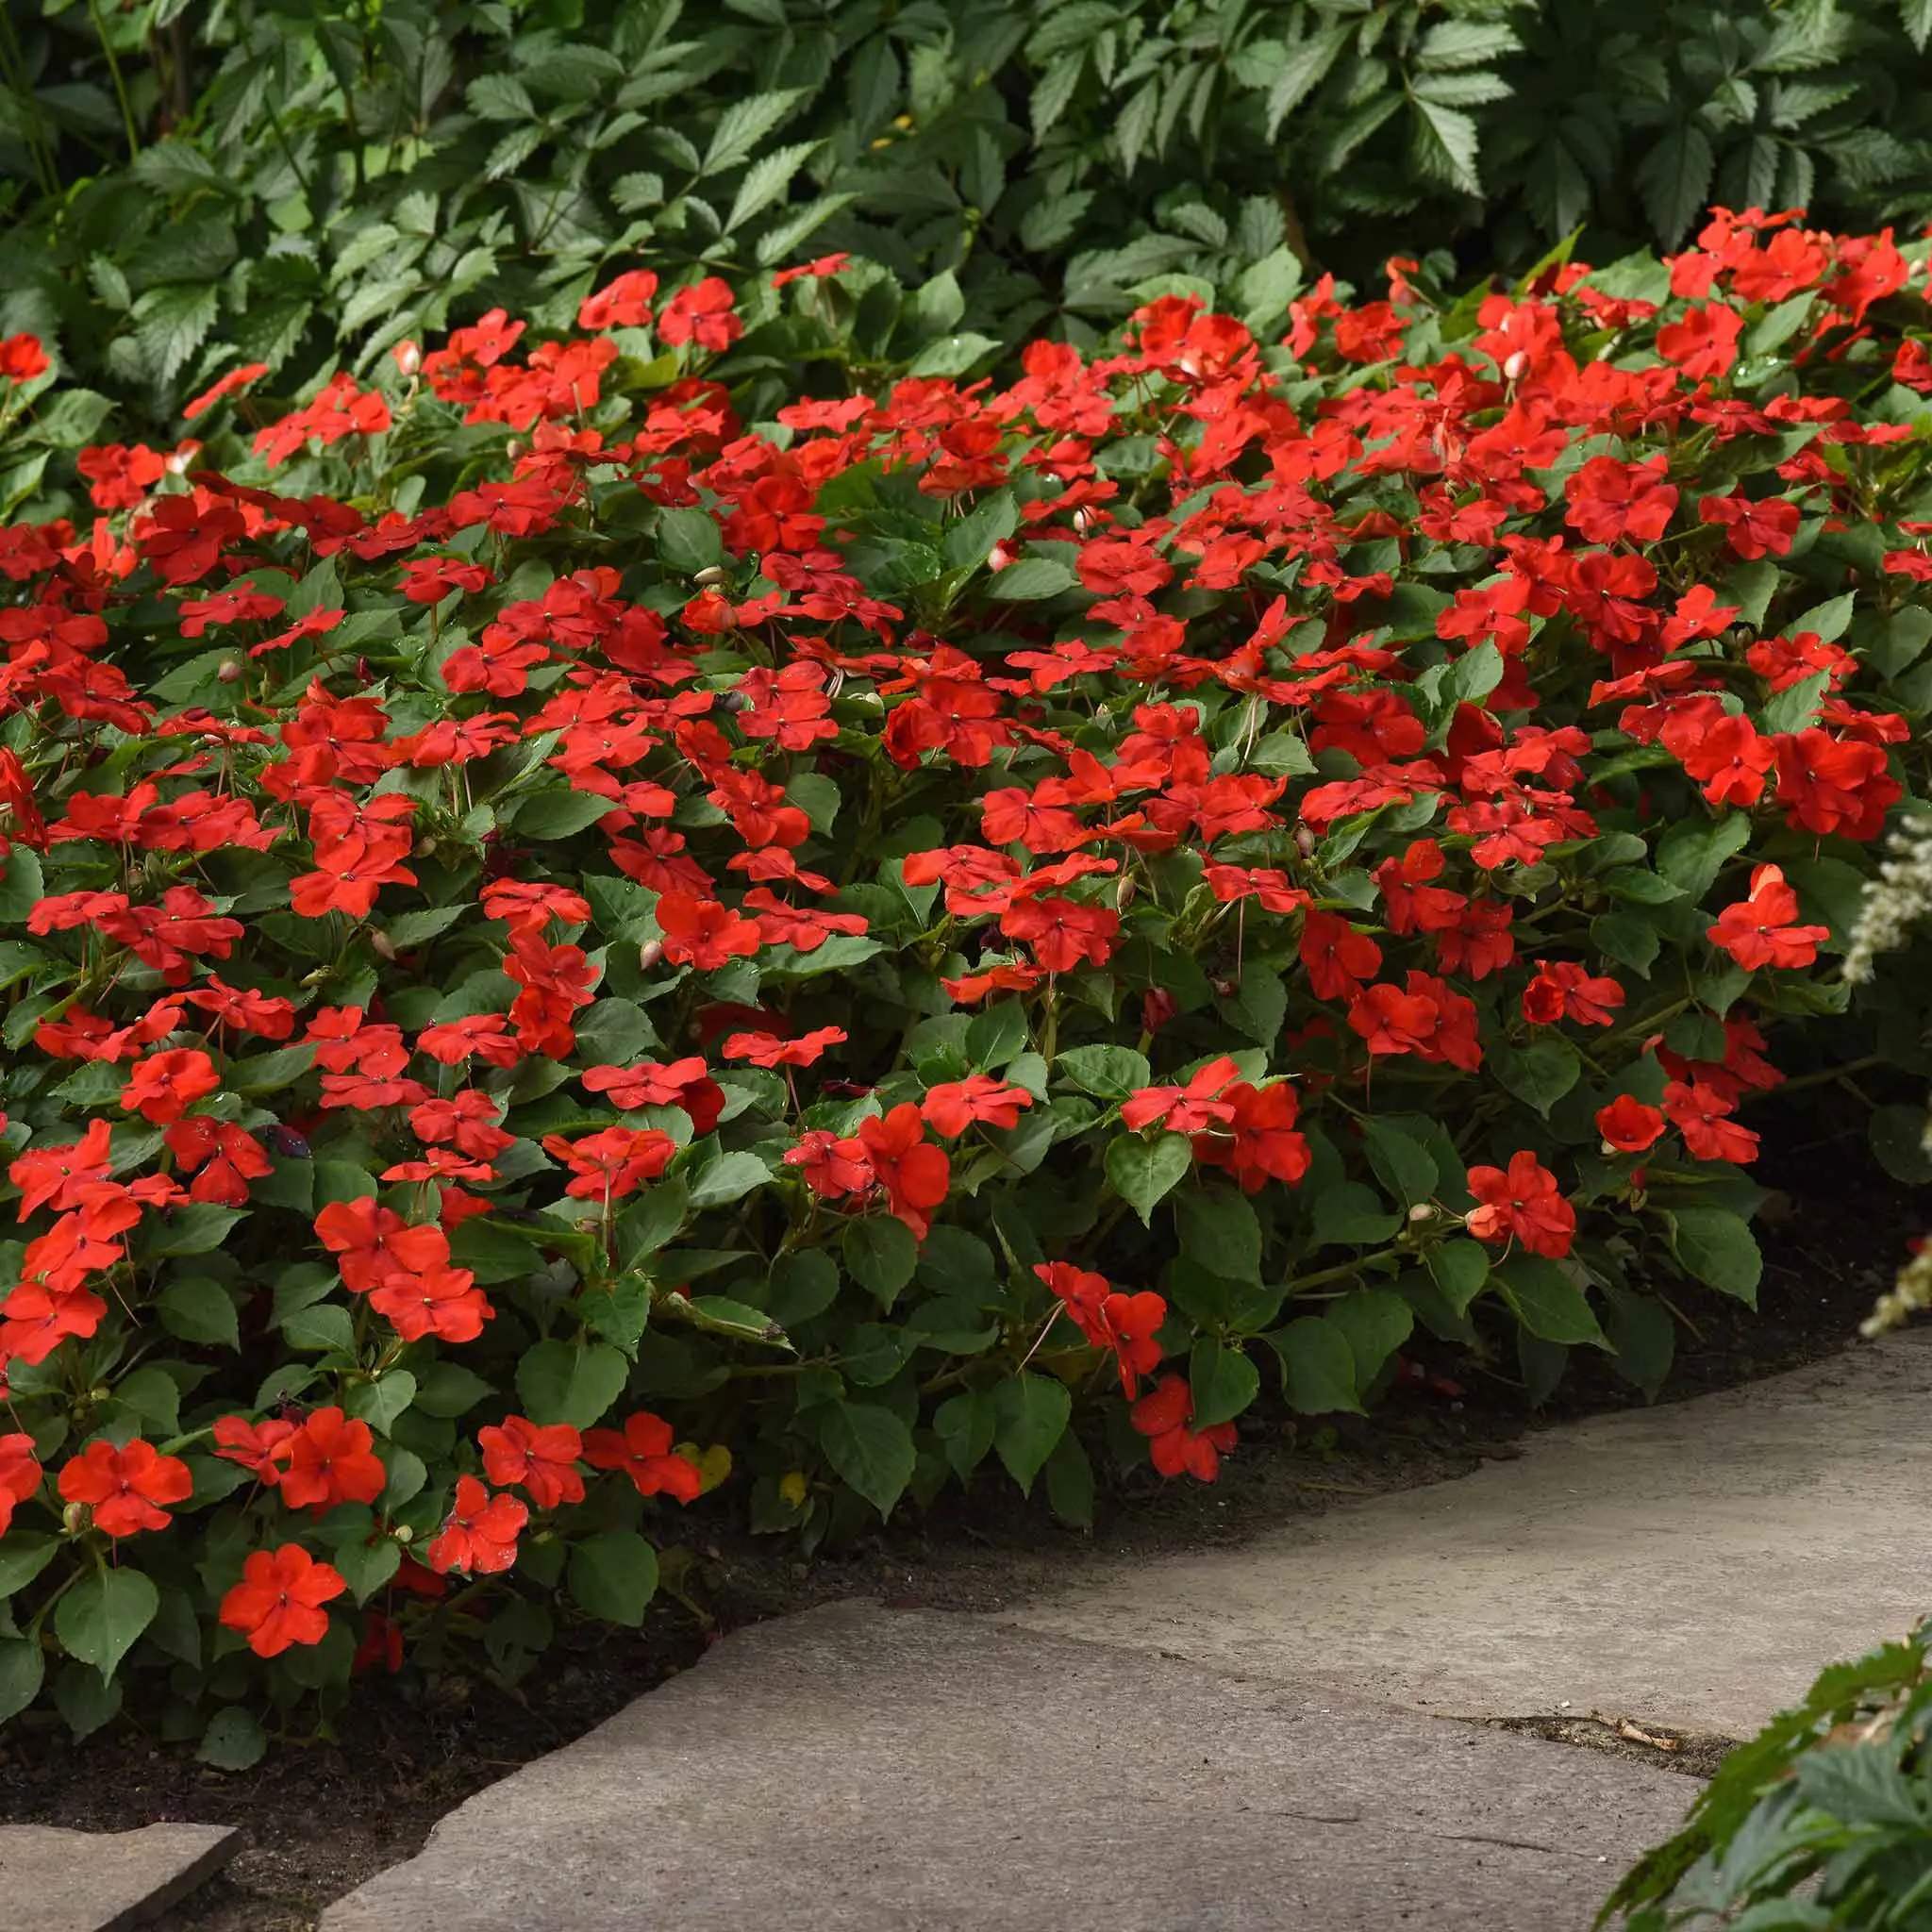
[7,0,1932,425]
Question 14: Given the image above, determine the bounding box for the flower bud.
[692,565,728,587]
[1504,350,1529,381]
[164,449,192,477]
[1114,875,1137,912]
[392,340,422,377]
[1294,824,1318,858]
[639,939,664,972]
[61,1502,87,1537]
[1407,1202,1434,1224]
[988,542,1013,571]
[392,1523,414,1545]
[369,930,397,962]
[506,439,523,460]
[216,657,243,684]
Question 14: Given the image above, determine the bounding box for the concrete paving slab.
[1008,1331,1932,1736]
[0,1822,240,1932]
[322,1601,1690,1932]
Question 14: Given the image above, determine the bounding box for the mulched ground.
[1,1093,1919,1930]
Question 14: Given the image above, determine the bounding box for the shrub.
[9,1,1932,427]
[0,208,1926,1754]
[1603,1619,1932,1927]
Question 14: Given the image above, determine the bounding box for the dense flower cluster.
[0,206,1924,1745]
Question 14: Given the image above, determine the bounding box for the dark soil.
[0,1099,1919,1930]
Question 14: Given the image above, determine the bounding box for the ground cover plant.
[9,0,1932,434]
[0,206,1926,1757]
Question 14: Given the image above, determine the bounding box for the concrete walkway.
[320,1333,1932,1930]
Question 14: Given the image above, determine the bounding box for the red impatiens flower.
[1707,863,1831,970]
[1123,1057,1241,1134]
[721,1027,847,1069]
[658,277,742,351]
[1129,1374,1237,1482]
[479,1417,586,1510]
[582,1411,702,1501]
[920,1075,1035,1137]
[0,1433,42,1535]
[541,1126,677,1200]
[119,1048,221,1124]
[367,1263,495,1344]
[783,1129,873,1201]
[425,1476,528,1575]
[315,1197,450,1291]
[577,269,659,331]
[1464,1151,1577,1258]
[655,891,762,970]
[1522,960,1626,1027]
[278,1407,387,1512]
[1036,1263,1167,1396]
[220,1544,348,1657]
[856,1104,951,1240]
[1596,1095,1667,1155]
[58,1438,193,1538]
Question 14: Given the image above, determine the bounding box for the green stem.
[89,0,141,160]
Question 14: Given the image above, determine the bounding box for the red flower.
[183,361,269,420]
[0,333,48,382]
[0,1434,42,1535]
[920,1075,1034,1137]
[1464,1152,1576,1258]
[1656,302,1742,378]
[1663,1079,1759,1164]
[220,1545,347,1657]
[582,1411,702,1501]
[315,1197,449,1291]
[58,1438,193,1538]
[1191,1080,1310,1192]
[1699,492,1799,560]
[856,1104,951,1240]
[1564,455,1677,544]
[1123,1057,1241,1133]
[1596,1096,1666,1154]
[656,891,761,970]
[1707,863,1831,970]
[279,1407,387,1512]
[119,1048,220,1124]
[425,1476,527,1575]
[1037,1263,1168,1397]
[367,1264,494,1343]
[723,1026,847,1069]
[478,1417,585,1510]
[577,269,658,331]
[1522,960,1625,1027]
[659,278,742,352]
[541,1126,677,1200]
[1129,1374,1237,1482]
[783,1130,873,1200]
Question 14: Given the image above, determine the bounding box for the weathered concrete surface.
[0,1822,240,1932]
[323,1602,1689,1932]
[1008,1332,1932,1736]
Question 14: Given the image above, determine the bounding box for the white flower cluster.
[1843,814,1932,985]
[1845,813,1932,1335]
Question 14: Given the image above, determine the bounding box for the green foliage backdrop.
[6,0,1932,424]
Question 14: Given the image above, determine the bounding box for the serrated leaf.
[1637,121,1715,248]
[990,1373,1071,1494]
[1410,97,1482,196]
[56,1569,158,1683]
[724,140,823,233]
[702,88,807,176]
[819,1401,915,1516]
[1266,24,1351,139]
[1106,1133,1192,1225]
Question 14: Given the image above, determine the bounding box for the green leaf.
[1326,1289,1414,1388]
[1871,1105,1932,1186]
[1363,1119,1437,1208]
[657,505,724,575]
[1106,1133,1192,1225]
[1410,97,1482,196]
[157,1274,240,1350]
[941,490,1021,573]
[0,1639,43,1724]
[1265,23,1352,138]
[1657,814,1753,901]
[702,87,807,175]
[1637,121,1715,247]
[568,1530,659,1626]
[330,1537,401,1607]
[819,1402,916,1516]
[1426,1240,1490,1314]
[1496,1256,1607,1345]
[673,1295,791,1349]
[1057,1044,1151,1099]
[56,1568,158,1683]
[990,1374,1072,1495]
[934,1389,996,1479]
[1043,1428,1095,1530]
[0,1535,58,1599]
[686,1150,772,1209]
[346,1370,417,1437]
[841,1217,919,1307]
[724,139,823,232]
[0,847,43,924]
[1174,1186,1261,1282]
[1591,910,1662,977]
[515,1340,631,1428]
[1266,1316,1363,1416]
[1667,1207,1762,1307]
[197,1707,267,1771]
[1309,1183,1402,1250]
[1218,961,1286,1047]
[1603,1286,1675,1400]
[412,1362,495,1417]
[987,556,1078,601]
[509,789,618,840]
[1491,1039,1580,1117]
[765,1251,841,1327]
[1188,1339,1260,1428]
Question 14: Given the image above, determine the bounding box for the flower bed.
[0,211,1925,1753]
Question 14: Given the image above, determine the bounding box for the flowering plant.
[0,208,1924,1750]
